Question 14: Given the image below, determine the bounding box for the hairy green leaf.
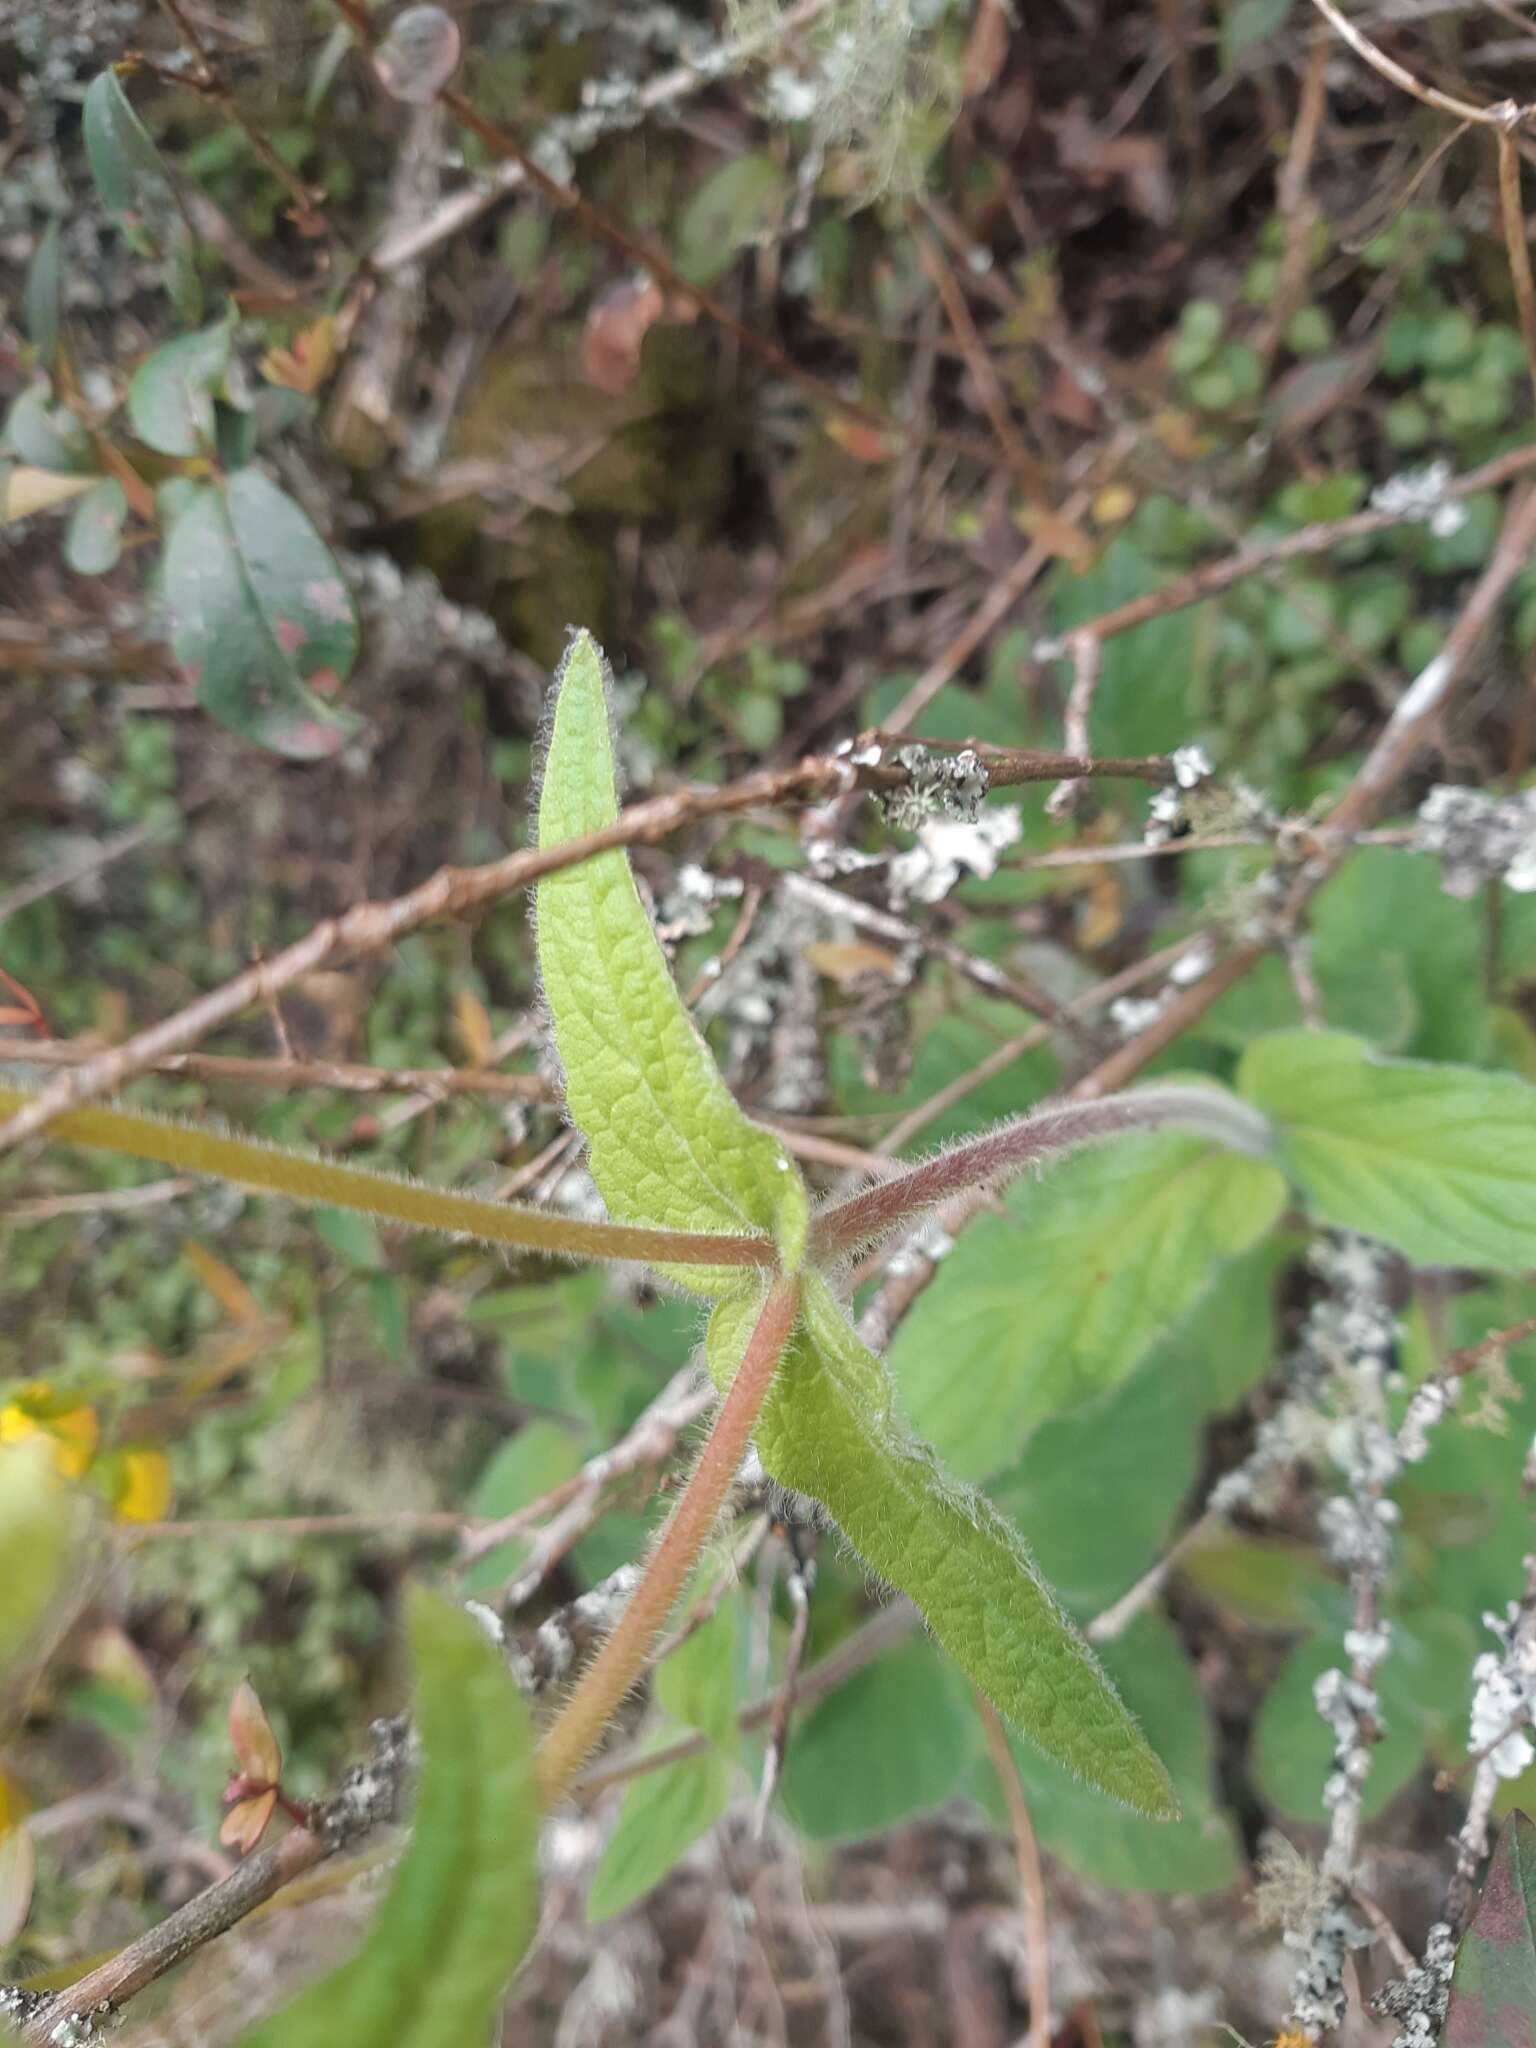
[1442,1811,1536,2045]
[0,1439,80,1672]
[978,1616,1238,1895]
[163,473,359,758]
[1239,1030,1536,1270]
[708,1275,1176,1816]
[235,1588,537,2048]
[64,477,128,577]
[535,630,807,1284]
[128,322,231,456]
[587,1748,731,1923]
[889,1132,1285,1478]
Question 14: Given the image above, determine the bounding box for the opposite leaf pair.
[532,630,1185,1818]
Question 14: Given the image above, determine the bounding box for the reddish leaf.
[1445,1811,1536,2047]
[582,277,667,395]
[220,1788,278,1856]
[228,1677,282,1787]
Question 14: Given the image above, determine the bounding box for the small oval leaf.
[587,1749,730,1923]
[64,476,128,575]
[128,323,232,457]
[163,476,358,757]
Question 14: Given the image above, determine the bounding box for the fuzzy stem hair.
[0,1084,777,1271]
[810,1084,1273,1260]
[535,1278,799,1806]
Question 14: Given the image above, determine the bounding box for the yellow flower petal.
[114,1447,171,1524]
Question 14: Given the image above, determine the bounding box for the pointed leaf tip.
[535,628,807,1287]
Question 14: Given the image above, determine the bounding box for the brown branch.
[0,1039,548,1104]
[0,740,1171,1156]
[975,1694,1052,2048]
[17,1721,408,2046]
[1498,127,1536,415]
[1032,443,1536,652]
[155,0,326,231]
[1305,0,1534,129]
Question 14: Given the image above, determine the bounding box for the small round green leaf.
[128,324,232,456]
[64,476,128,576]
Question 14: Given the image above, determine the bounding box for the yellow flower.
[113,1448,171,1524]
[0,1385,98,1479]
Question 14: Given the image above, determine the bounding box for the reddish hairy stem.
[811,1085,1272,1258]
[535,1279,800,1806]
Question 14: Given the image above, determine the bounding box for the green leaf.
[23,221,62,369]
[534,630,807,1286]
[587,1748,731,1923]
[64,477,128,577]
[1051,535,1209,757]
[977,1616,1238,1894]
[1251,1610,1475,1825]
[2,384,95,474]
[988,1242,1285,1616]
[1239,1031,1536,1271]
[710,1274,1177,1816]
[1443,1811,1536,2043]
[0,1439,80,1672]
[657,1588,740,1753]
[163,474,359,758]
[1312,849,1536,1066]
[784,1636,976,1839]
[461,1421,586,1595]
[676,155,786,286]
[82,68,188,271]
[127,322,232,456]
[1220,0,1294,67]
[313,1204,386,1271]
[235,1587,537,2048]
[889,1130,1286,1478]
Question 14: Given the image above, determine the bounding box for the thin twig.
[753,1532,816,1837]
[1030,442,1536,654]
[0,740,1171,1156]
[975,1693,1052,2048]
[1497,127,1536,413]
[1306,0,1534,128]
[156,0,325,229]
